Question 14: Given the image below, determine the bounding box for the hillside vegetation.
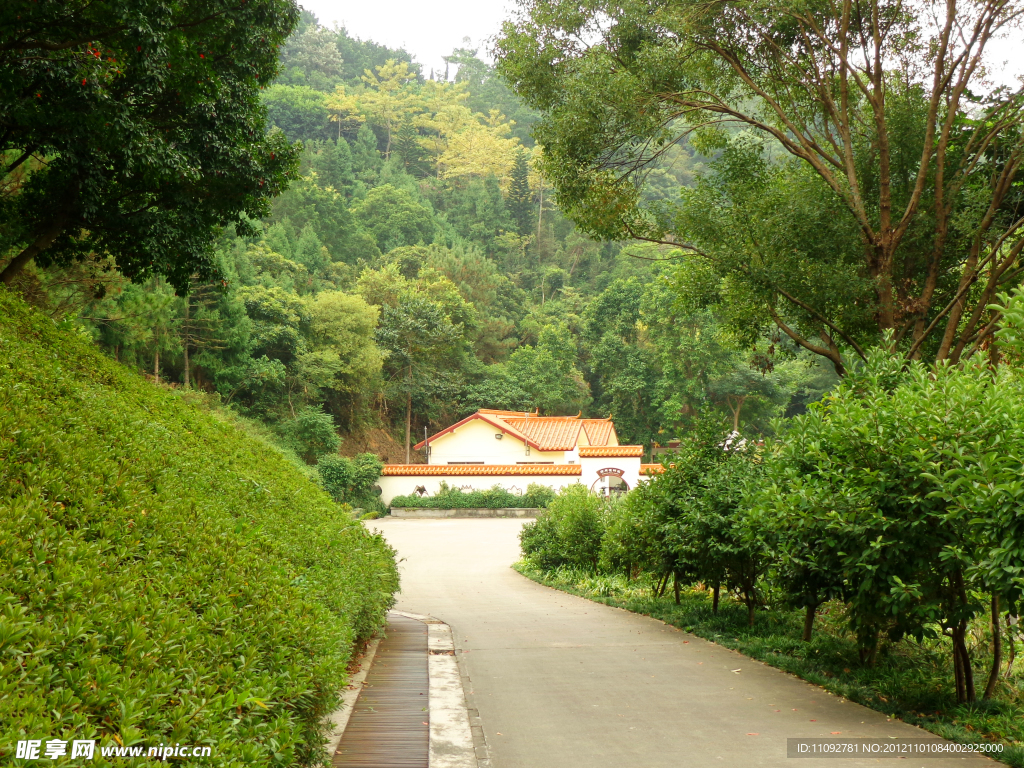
[0,290,398,765]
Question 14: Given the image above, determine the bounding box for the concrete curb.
[390,508,538,519]
[323,634,382,758]
[390,610,480,768]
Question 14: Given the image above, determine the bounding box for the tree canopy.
[0,0,300,292]
[496,0,1024,370]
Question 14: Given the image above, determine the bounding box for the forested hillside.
[14,10,835,463]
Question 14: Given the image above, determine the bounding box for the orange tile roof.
[414,410,620,453]
[502,416,582,451]
[382,464,582,477]
[578,445,644,458]
[640,463,666,475]
[581,419,615,446]
[413,411,542,451]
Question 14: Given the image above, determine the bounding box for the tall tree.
[507,148,535,237]
[0,0,300,292]
[375,297,463,462]
[496,0,1024,368]
[360,59,420,159]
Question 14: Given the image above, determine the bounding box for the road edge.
[390,610,484,768]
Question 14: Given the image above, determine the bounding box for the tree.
[277,22,344,91]
[351,184,435,252]
[0,0,300,292]
[359,59,420,159]
[300,290,382,399]
[317,452,384,505]
[263,84,329,142]
[495,0,1024,368]
[507,149,534,237]
[758,348,1024,699]
[507,323,591,414]
[375,296,463,462]
[281,404,340,463]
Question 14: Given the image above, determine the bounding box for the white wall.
[379,473,584,506]
[426,417,565,465]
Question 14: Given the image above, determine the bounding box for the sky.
[296,0,1023,88]
[296,0,516,76]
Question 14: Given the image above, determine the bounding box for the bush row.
[390,481,555,510]
[521,347,1024,706]
[0,291,399,766]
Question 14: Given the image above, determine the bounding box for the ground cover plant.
[0,290,399,766]
[389,481,555,510]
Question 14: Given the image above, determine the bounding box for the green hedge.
[390,482,556,510]
[0,290,398,766]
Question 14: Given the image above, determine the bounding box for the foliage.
[317,452,384,506]
[754,349,1024,697]
[280,405,341,464]
[0,0,300,292]
[0,290,398,766]
[519,347,1024,704]
[30,15,836,474]
[601,421,767,619]
[495,0,1024,368]
[506,323,591,414]
[390,482,555,510]
[520,485,605,570]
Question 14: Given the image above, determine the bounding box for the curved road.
[373,518,990,768]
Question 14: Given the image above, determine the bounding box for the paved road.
[371,518,990,768]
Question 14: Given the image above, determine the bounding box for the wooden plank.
[333,614,429,768]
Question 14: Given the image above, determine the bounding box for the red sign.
[597,467,625,478]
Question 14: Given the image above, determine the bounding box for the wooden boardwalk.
[332,615,429,768]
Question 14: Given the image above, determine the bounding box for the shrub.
[318,452,384,506]
[520,485,604,571]
[390,482,556,510]
[0,291,398,766]
[280,405,340,463]
[755,348,1024,699]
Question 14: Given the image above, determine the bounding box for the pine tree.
[294,227,329,274]
[351,124,382,184]
[323,138,356,194]
[507,149,534,236]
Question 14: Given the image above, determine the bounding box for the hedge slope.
[0,290,398,766]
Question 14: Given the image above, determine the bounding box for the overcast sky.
[296,0,1024,87]
[296,0,516,76]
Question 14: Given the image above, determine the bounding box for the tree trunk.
[984,594,1002,699]
[729,395,746,433]
[802,603,817,642]
[404,364,412,464]
[183,298,191,388]
[953,623,976,703]
[654,571,671,598]
[953,630,966,704]
[153,347,160,383]
[712,582,720,614]
[0,217,67,285]
[1006,615,1017,679]
[745,588,756,627]
[673,571,680,605]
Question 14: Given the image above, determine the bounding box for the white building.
[378,409,663,506]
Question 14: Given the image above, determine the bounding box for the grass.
[514,562,1024,767]
[0,290,399,766]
